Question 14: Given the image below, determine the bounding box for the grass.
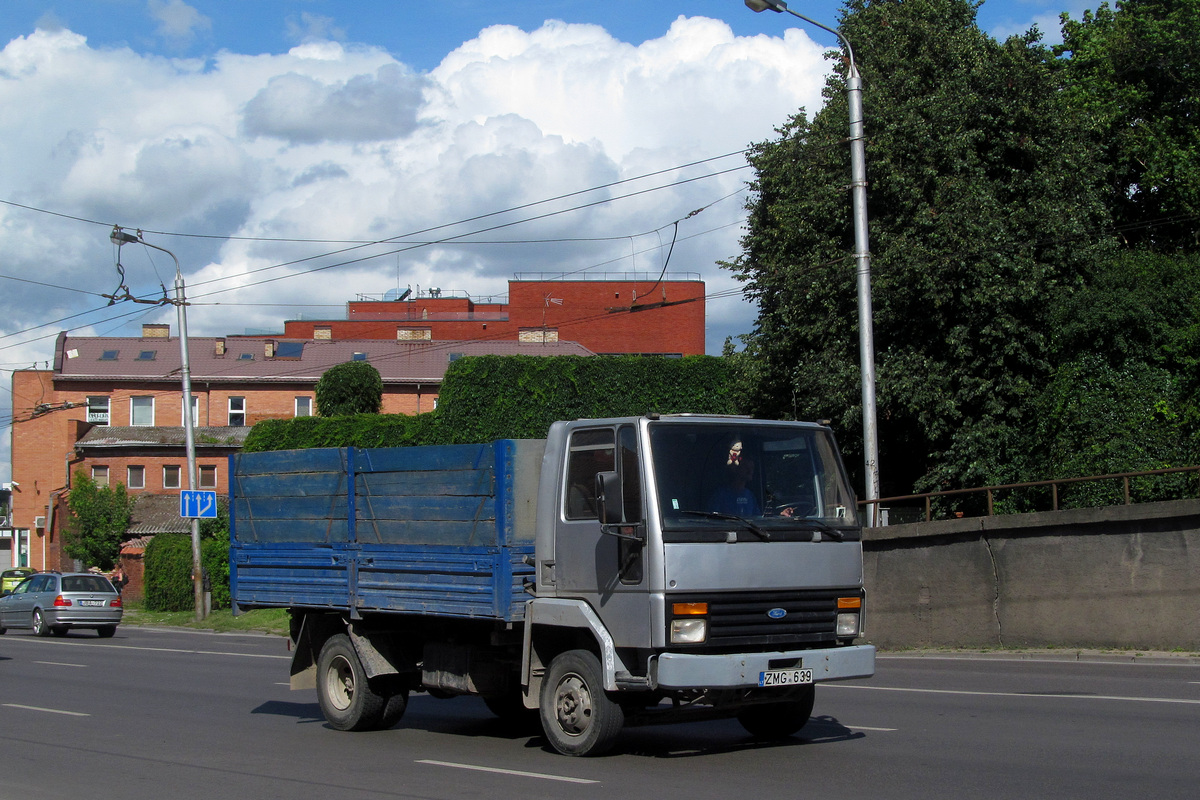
[122,605,289,636]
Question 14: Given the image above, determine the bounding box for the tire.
[0,627,7,635]
[96,626,117,638]
[51,626,69,637]
[737,685,816,739]
[316,634,386,731]
[32,609,51,637]
[379,686,409,729]
[539,649,624,756]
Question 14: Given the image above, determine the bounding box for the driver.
[707,440,761,517]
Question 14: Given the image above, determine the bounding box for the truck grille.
[668,589,857,651]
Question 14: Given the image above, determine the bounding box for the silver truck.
[231,414,875,756]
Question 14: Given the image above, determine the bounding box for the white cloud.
[147,0,212,46]
[0,16,837,479]
[285,12,347,45]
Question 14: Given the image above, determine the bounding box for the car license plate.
[758,668,813,687]
[79,600,105,607]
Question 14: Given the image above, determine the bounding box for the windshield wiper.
[786,517,845,541]
[678,510,771,541]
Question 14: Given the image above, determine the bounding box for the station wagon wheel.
[32,609,51,637]
[96,626,116,638]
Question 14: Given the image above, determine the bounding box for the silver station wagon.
[0,572,123,637]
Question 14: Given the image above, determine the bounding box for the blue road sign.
[180,490,218,519]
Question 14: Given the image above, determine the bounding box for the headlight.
[836,612,860,637]
[670,618,707,644]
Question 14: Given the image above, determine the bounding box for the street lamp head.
[110,226,139,246]
[745,0,787,12]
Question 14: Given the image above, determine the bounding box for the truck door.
[555,424,650,648]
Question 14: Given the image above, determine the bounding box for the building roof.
[126,495,192,535]
[75,426,250,449]
[54,334,593,385]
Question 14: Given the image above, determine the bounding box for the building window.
[228,396,246,426]
[127,465,145,490]
[198,465,217,489]
[295,397,312,417]
[163,465,181,489]
[92,465,109,487]
[131,396,154,426]
[274,342,305,359]
[182,395,198,427]
[86,396,110,425]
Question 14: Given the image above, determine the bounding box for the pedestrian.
[110,564,128,594]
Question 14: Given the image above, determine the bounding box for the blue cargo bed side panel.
[230,441,540,618]
[232,543,534,620]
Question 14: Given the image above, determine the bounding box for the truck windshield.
[648,422,859,542]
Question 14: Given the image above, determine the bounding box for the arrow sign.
[180,490,218,519]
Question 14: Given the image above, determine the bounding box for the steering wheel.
[768,499,818,518]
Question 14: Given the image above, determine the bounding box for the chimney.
[142,324,170,338]
[265,340,275,358]
[214,338,226,356]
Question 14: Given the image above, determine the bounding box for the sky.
[0,0,1096,482]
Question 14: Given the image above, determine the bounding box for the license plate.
[758,668,813,687]
[79,600,105,607]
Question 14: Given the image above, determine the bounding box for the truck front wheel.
[316,634,386,731]
[737,685,816,739]
[539,649,624,756]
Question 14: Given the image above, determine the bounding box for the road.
[0,626,1197,800]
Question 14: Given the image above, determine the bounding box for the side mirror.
[596,470,621,525]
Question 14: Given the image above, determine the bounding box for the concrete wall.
[862,499,1200,650]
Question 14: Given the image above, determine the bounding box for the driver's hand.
[779,506,795,517]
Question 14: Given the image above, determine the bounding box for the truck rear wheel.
[316,634,386,731]
[539,649,624,756]
[737,685,816,739]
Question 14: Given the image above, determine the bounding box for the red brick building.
[7,276,706,575]
[280,276,706,356]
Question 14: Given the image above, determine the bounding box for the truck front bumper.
[654,643,875,689]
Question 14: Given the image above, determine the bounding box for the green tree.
[728,0,1108,495]
[1031,249,1200,491]
[315,360,383,416]
[1059,0,1200,251]
[64,470,134,569]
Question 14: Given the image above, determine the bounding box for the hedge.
[243,354,735,451]
[143,532,231,612]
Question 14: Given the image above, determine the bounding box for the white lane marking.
[808,720,896,732]
[845,725,897,732]
[827,684,1200,705]
[418,759,599,784]
[4,704,90,717]
[2,636,288,660]
[33,661,87,668]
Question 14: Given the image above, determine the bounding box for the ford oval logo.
[767,608,787,619]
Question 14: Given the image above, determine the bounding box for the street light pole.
[744,0,880,523]
[110,227,206,618]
